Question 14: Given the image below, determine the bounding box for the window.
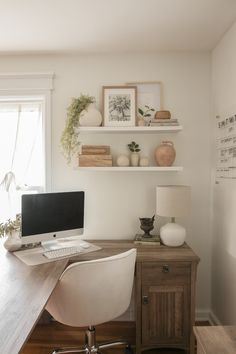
[0,98,46,221]
[0,72,53,222]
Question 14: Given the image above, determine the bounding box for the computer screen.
[21,191,84,245]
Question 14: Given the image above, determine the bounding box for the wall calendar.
[216,112,236,180]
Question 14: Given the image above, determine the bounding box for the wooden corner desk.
[0,240,199,354]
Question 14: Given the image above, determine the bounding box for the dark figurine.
[139,215,155,238]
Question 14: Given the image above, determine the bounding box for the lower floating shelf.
[76,166,183,172]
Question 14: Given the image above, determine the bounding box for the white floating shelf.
[76,166,183,172]
[77,126,183,133]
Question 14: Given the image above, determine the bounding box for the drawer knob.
[142,295,149,305]
[162,265,170,273]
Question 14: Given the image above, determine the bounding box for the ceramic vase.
[130,152,140,167]
[154,141,176,166]
[137,117,145,126]
[79,103,102,127]
[160,222,186,247]
[4,231,22,252]
[139,156,149,167]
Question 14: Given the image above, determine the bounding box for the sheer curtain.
[0,101,44,221]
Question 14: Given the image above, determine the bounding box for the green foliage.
[61,94,95,163]
[0,214,21,237]
[128,141,141,152]
[138,105,155,118]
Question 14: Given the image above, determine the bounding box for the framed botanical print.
[103,86,137,127]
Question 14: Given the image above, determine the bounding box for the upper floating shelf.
[76,166,183,172]
[77,126,183,133]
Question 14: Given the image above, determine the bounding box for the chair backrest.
[46,248,137,327]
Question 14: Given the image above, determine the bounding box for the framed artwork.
[126,81,162,120]
[103,86,137,127]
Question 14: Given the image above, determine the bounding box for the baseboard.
[208,310,222,325]
[195,308,222,325]
[196,309,211,322]
[116,309,215,324]
[114,308,222,325]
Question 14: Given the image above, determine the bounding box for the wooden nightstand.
[134,243,199,354]
[70,240,200,354]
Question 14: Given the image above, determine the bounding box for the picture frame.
[103,86,137,127]
[126,81,162,120]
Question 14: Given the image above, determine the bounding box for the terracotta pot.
[154,141,176,166]
[137,117,145,126]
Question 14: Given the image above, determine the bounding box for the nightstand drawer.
[141,262,191,283]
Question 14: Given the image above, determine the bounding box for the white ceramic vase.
[79,103,102,127]
[160,222,186,247]
[4,231,22,252]
[130,152,140,167]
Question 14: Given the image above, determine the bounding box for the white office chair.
[46,248,137,354]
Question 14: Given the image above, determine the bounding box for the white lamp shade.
[156,185,191,217]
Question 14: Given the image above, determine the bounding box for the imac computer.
[21,191,84,250]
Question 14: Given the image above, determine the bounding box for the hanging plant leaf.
[60,94,95,163]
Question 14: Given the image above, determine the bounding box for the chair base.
[51,326,133,354]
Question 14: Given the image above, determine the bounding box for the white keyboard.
[43,246,83,259]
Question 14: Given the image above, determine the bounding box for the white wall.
[211,21,236,324]
[0,52,211,313]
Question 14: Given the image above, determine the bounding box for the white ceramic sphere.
[160,222,186,247]
[116,154,130,167]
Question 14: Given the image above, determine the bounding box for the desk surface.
[70,240,200,263]
[0,240,199,354]
[0,240,68,354]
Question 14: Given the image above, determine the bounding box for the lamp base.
[160,222,186,247]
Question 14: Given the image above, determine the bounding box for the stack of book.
[134,234,161,245]
[149,118,179,126]
[79,145,112,167]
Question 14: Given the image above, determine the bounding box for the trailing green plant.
[61,94,95,163]
[0,214,21,237]
[127,141,141,152]
[138,105,155,118]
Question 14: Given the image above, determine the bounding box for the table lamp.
[156,185,191,247]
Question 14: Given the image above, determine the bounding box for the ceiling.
[0,0,236,54]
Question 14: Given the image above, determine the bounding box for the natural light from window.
[0,99,45,222]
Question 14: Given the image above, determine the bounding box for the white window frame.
[0,72,54,191]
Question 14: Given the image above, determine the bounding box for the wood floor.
[21,319,210,354]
